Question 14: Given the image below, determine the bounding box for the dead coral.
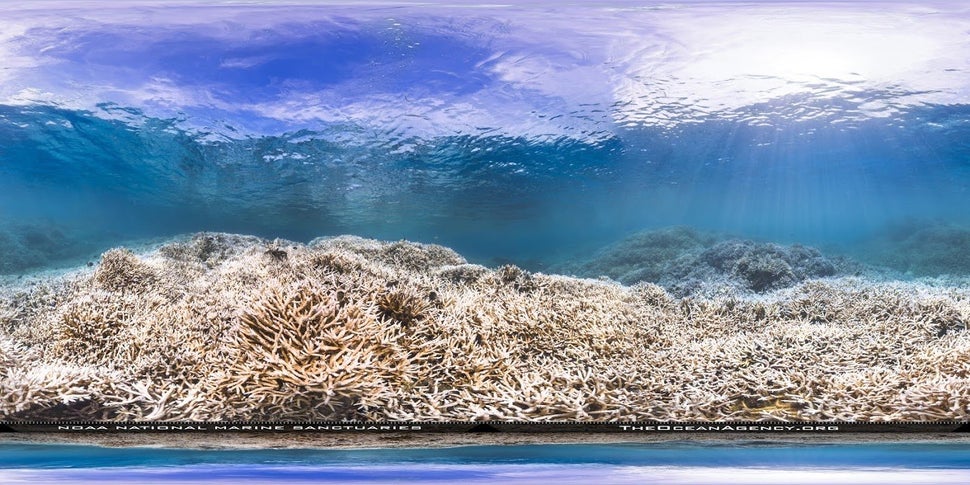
[159,232,262,267]
[630,282,675,309]
[0,364,110,419]
[311,236,466,271]
[572,227,841,296]
[309,251,365,274]
[0,336,21,378]
[94,248,157,293]
[700,241,835,293]
[494,264,542,293]
[2,233,970,422]
[434,264,489,285]
[262,238,299,265]
[225,282,405,420]
[379,240,465,271]
[376,286,433,325]
[55,294,131,365]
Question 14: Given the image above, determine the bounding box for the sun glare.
[693,20,941,84]
[756,43,860,80]
[611,10,957,126]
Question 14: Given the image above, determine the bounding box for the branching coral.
[223,282,407,420]
[0,363,112,419]
[376,286,434,325]
[0,335,21,379]
[159,232,262,267]
[309,251,365,275]
[1,232,969,422]
[494,264,542,293]
[310,235,466,271]
[55,294,133,364]
[94,248,157,293]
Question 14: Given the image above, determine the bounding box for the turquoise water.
[2,442,970,484]
[3,1,970,481]
[1,1,970,273]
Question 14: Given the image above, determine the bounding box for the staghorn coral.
[0,335,22,379]
[732,250,797,292]
[158,232,264,267]
[55,293,132,365]
[222,282,406,420]
[1,231,969,422]
[493,264,542,293]
[309,235,466,271]
[94,248,158,293]
[376,286,434,325]
[0,363,107,418]
[308,251,365,275]
[434,263,490,284]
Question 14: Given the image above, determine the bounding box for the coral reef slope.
[565,226,852,298]
[1,233,968,422]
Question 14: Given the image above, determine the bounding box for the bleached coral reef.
[568,227,852,297]
[1,232,968,422]
[864,222,970,277]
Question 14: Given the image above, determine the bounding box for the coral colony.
[1,228,968,422]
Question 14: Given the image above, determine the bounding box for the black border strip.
[1,421,967,433]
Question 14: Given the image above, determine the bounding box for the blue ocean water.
[3,1,970,482]
[2,442,970,484]
[1,1,969,273]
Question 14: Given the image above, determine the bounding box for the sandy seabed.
[1,232,969,422]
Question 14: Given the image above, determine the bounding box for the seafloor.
[1,229,968,422]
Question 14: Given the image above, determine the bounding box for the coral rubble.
[1,232,968,422]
